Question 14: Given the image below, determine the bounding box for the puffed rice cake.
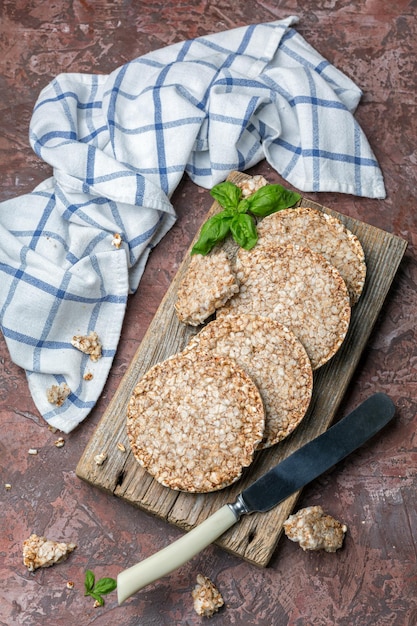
[256,206,366,306]
[126,351,265,493]
[183,313,313,448]
[218,242,351,370]
[174,249,239,326]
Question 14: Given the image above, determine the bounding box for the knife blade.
[117,392,395,604]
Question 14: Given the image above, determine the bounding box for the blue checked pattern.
[0,16,385,432]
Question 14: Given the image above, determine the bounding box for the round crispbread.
[218,242,351,370]
[174,249,239,326]
[256,206,366,305]
[184,313,313,448]
[126,351,265,493]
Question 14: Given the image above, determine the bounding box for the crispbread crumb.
[175,250,239,326]
[257,206,366,305]
[236,174,268,197]
[71,331,102,361]
[218,242,351,370]
[283,506,347,552]
[46,382,71,407]
[192,574,224,617]
[22,534,77,571]
[127,352,265,493]
[94,452,107,466]
[184,313,312,448]
[111,233,122,248]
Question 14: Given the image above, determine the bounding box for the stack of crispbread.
[127,174,366,493]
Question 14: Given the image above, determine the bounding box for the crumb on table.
[22,534,77,572]
[192,574,224,617]
[283,505,347,552]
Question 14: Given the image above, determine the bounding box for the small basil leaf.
[93,577,118,595]
[246,184,301,217]
[191,211,232,256]
[90,592,105,606]
[84,569,95,593]
[230,213,258,250]
[210,181,242,211]
[236,198,251,213]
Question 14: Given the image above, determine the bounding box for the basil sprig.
[191,181,300,255]
[84,569,117,606]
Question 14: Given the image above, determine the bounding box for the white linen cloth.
[0,16,386,432]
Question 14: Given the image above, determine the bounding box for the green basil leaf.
[191,211,232,256]
[84,569,95,593]
[230,213,258,250]
[210,181,242,211]
[93,577,118,596]
[89,591,105,606]
[236,198,251,213]
[246,184,301,217]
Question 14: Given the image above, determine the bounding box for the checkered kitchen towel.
[0,16,385,432]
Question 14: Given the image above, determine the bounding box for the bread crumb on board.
[23,534,77,572]
[283,505,347,552]
[192,574,224,617]
[94,451,108,466]
[236,174,268,197]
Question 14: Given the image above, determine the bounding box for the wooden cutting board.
[76,171,407,567]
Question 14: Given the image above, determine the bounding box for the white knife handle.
[117,504,238,604]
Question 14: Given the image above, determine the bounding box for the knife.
[117,392,395,604]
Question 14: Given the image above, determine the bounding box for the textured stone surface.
[1,1,416,625]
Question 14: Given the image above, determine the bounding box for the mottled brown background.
[0,1,416,625]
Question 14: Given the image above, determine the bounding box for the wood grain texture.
[76,171,407,567]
